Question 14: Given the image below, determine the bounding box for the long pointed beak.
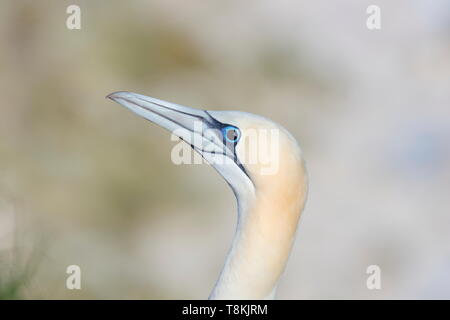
[107,91,226,156]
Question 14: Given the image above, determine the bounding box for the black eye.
[223,126,241,143]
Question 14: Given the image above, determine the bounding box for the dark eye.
[223,126,241,143]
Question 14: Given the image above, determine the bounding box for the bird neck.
[209,159,307,299]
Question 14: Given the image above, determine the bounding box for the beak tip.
[106,91,130,101]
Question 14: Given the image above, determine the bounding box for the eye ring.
[223,126,241,143]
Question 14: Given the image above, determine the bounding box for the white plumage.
[108,91,308,299]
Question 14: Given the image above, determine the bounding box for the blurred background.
[0,0,449,299]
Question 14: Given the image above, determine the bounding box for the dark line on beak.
[135,96,206,123]
[116,97,195,134]
[112,95,253,183]
[114,96,226,154]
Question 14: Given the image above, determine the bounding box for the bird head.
[107,91,306,204]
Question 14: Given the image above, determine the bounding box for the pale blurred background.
[0,0,449,299]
